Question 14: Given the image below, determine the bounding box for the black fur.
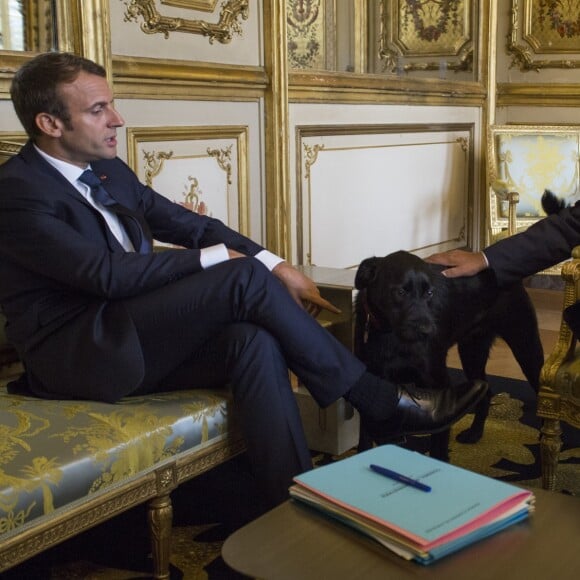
[541,189,566,214]
[354,250,544,460]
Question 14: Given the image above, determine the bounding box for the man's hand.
[272,262,341,316]
[426,249,488,278]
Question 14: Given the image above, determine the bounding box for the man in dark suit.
[429,207,580,282]
[428,207,580,331]
[428,208,580,278]
[0,52,485,505]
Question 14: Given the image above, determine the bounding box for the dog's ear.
[355,257,381,290]
[541,189,566,215]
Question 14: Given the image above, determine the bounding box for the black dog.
[354,250,544,460]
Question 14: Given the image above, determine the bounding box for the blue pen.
[369,464,432,492]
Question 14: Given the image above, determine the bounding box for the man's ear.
[34,113,63,138]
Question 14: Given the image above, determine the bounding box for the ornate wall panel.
[296,124,473,269]
[286,0,336,70]
[508,0,580,71]
[121,0,248,43]
[111,0,261,65]
[126,126,250,242]
[379,0,475,75]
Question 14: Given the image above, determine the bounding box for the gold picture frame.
[122,0,249,43]
[379,0,474,73]
[126,126,250,238]
[508,0,580,71]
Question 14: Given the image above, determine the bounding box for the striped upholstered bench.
[0,333,244,579]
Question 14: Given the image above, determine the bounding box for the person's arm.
[271,262,341,316]
[427,204,580,284]
[132,167,341,314]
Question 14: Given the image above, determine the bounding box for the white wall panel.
[298,127,472,269]
[290,103,482,268]
[115,98,266,244]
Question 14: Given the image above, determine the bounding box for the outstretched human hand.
[425,249,488,278]
[272,262,341,316]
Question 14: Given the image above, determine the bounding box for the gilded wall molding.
[121,0,249,43]
[126,125,250,236]
[263,0,291,258]
[112,56,267,100]
[161,0,218,9]
[21,0,55,51]
[288,70,486,106]
[508,0,580,71]
[497,83,580,107]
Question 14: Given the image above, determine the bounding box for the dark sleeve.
[94,157,265,257]
[0,160,265,300]
[484,204,580,285]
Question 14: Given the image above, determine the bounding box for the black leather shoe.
[366,380,488,439]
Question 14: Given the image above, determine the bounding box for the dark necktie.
[79,169,152,254]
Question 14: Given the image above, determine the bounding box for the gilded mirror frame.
[0,0,111,98]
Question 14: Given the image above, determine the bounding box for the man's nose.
[109,108,125,127]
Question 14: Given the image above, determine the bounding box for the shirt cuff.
[254,249,285,271]
[200,243,229,269]
[481,251,490,268]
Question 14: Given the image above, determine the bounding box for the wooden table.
[222,487,580,580]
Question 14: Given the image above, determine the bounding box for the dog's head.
[355,250,440,342]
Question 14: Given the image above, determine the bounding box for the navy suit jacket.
[485,203,580,334]
[0,141,264,401]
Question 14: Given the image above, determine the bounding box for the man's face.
[47,71,124,168]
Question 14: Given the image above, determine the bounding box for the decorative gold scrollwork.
[207,145,233,184]
[456,136,469,152]
[143,150,174,187]
[122,0,249,43]
[303,143,324,179]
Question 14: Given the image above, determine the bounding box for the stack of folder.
[290,445,535,565]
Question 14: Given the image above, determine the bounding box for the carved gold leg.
[539,418,562,491]
[148,493,173,580]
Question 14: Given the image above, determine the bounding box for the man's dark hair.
[10,52,107,139]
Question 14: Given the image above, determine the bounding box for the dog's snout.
[418,320,436,336]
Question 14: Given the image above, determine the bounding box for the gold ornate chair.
[487,125,580,244]
[538,247,580,490]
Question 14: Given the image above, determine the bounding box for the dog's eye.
[426,289,434,298]
[397,288,406,297]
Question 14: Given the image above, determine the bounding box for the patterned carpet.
[2,373,579,580]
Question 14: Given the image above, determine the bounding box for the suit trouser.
[122,258,366,504]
